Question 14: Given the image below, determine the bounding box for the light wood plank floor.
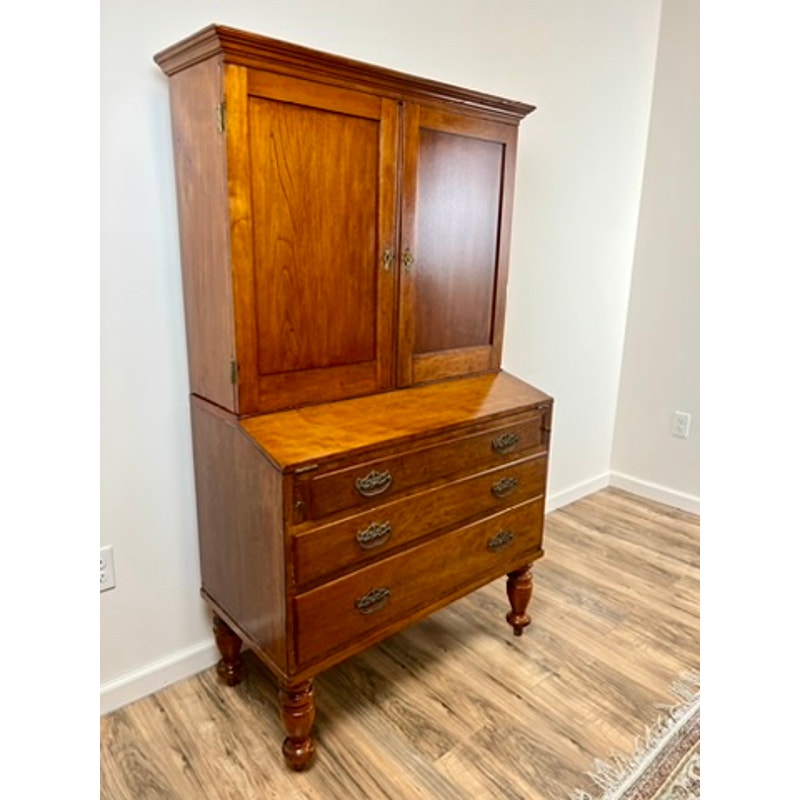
[100,488,699,800]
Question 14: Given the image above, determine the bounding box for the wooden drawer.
[292,455,546,588]
[297,414,546,521]
[292,498,543,668]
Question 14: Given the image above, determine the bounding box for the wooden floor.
[100,488,700,800]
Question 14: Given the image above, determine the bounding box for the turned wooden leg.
[506,564,534,636]
[213,614,245,686]
[280,679,316,771]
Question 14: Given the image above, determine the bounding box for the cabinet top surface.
[153,24,535,121]
[239,371,551,469]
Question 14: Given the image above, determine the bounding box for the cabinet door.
[226,67,399,414]
[397,104,519,386]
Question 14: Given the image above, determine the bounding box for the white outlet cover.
[100,545,116,592]
[671,411,691,439]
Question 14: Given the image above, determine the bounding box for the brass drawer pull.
[355,469,393,497]
[487,530,515,551]
[492,432,520,454]
[356,521,393,550]
[491,476,519,498]
[355,586,391,615]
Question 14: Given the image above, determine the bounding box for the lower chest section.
[284,409,549,672]
[193,378,552,682]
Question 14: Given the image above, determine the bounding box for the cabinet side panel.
[190,400,286,672]
[167,59,237,410]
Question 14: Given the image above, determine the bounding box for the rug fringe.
[569,670,700,800]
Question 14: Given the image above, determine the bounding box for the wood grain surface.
[155,25,534,417]
[292,455,547,588]
[154,25,536,124]
[166,57,238,412]
[240,371,551,469]
[100,488,700,799]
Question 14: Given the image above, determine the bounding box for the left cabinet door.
[226,66,400,414]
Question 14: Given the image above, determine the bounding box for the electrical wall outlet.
[671,411,692,439]
[100,545,116,592]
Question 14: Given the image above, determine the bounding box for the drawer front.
[293,455,546,588]
[293,498,543,668]
[299,415,545,521]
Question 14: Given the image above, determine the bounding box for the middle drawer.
[292,454,546,588]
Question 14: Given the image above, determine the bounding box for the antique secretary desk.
[154,24,553,770]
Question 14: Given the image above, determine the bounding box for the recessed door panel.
[398,106,518,387]
[414,129,503,354]
[251,99,378,374]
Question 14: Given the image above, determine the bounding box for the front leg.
[213,614,245,686]
[506,564,533,636]
[280,679,316,771]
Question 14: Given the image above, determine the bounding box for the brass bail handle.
[355,469,393,498]
[355,586,391,615]
[491,476,519,499]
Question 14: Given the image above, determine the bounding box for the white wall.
[610,0,700,511]
[501,3,663,508]
[100,0,663,710]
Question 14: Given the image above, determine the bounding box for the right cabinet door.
[397,104,520,387]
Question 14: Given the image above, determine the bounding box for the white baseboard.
[609,471,700,515]
[545,472,610,513]
[100,638,218,716]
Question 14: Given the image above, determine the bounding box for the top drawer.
[295,413,546,521]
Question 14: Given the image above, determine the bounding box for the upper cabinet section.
[155,25,534,416]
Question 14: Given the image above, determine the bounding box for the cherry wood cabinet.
[155,24,532,415]
[155,23,552,771]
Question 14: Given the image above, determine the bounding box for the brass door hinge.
[229,359,238,385]
[216,101,226,133]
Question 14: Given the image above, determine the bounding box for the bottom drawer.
[292,498,543,668]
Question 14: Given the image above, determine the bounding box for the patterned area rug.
[570,673,700,800]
